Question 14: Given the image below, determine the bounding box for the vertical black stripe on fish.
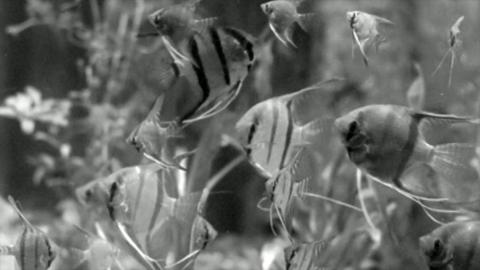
[246,120,257,156]
[266,103,280,164]
[45,238,54,268]
[19,229,27,270]
[181,37,211,122]
[209,28,230,85]
[223,27,255,63]
[391,115,419,189]
[279,101,294,169]
[171,62,181,78]
[108,182,119,220]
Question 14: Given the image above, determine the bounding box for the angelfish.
[0,196,56,270]
[346,11,393,66]
[157,25,255,125]
[334,104,478,193]
[260,0,315,48]
[235,79,344,178]
[432,16,465,87]
[420,221,480,270]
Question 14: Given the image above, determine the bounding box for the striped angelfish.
[160,25,255,124]
[0,196,56,270]
[76,164,175,270]
[235,79,345,178]
[284,240,330,270]
[260,149,308,239]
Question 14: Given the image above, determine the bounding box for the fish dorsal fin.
[413,110,479,141]
[280,78,346,121]
[7,196,35,230]
[193,17,218,36]
[297,13,317,33]
[406,63,426,110]
[450,16,464,38]
[372,14,394,25]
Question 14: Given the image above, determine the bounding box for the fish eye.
[433,239,442,252]
[348,120,359,133]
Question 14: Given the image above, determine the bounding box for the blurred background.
[1,0,480,269]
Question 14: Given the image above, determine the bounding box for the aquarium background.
[0,0,480,269]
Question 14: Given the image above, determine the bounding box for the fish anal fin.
[284,25,297,48]
[269,23,289,48]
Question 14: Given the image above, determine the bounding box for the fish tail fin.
[297,13,316,32]
[430,143,475,181]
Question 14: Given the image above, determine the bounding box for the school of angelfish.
[2,0,480,270]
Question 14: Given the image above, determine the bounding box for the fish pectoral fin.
[296,13,316,32]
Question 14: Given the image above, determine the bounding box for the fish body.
[159,26,255,124]
[260,0,313,48]
[420,221,480,270]
[235,80,337,178]
[334,104,477,191]
[346,11,393,65]
[3,196,56,270]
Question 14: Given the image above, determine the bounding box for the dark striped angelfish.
[158,25,255,125]
[334,104,479,197]
[283,240,330,270]
[235,79,344,178]
[420,221,480,270]
[0,196,56,270]
[147,0,217,62]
